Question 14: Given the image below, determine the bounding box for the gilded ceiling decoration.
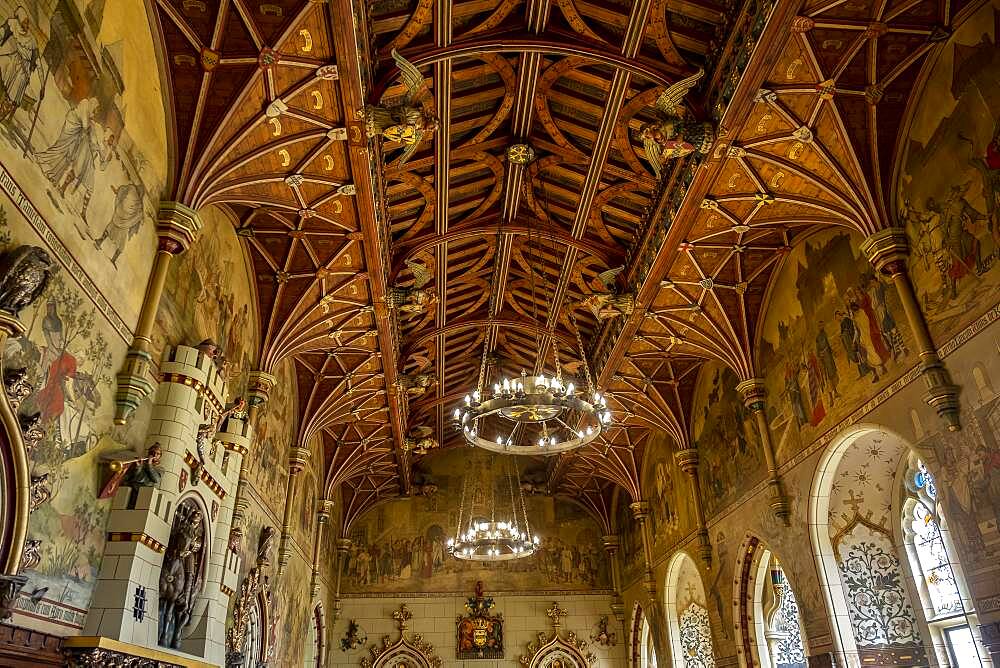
[147,0,969,532]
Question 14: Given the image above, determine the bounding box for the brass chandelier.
[451,321,611,455]
[448,455,538,561]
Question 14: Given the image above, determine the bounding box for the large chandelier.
[448,456,538,561]
[452,318,611,455]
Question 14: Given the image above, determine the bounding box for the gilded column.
[631,501,668,664]
[674,448,712,566]
[629,502,657,601]
[861,228,961,431]
[277,446,311,574]
[333,538,352,620]
[602,534,626,637]
[229,371,276,552]
[114,202,202,424]
[310,498,333,599]
[736,379,790,524]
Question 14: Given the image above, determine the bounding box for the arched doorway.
[632,602,657,668]
[733,535,807,668]
[809,424,988,667]
[664,551,716,667]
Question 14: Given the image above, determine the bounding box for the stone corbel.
[861,228,961,431]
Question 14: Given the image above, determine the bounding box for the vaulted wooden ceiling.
[148,0,972,533]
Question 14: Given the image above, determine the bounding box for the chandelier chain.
[570,312,594,394]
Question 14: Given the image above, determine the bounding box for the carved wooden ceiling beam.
[373,35,689,90]
[328,0,410,492]
[432,0,454,450]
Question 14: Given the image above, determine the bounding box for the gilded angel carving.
[364,49,437,165]
[639,69,714,177]
[389,259,436,316]
[581,266,634,320]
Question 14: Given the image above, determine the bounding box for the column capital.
[156,202,203,254]
[860,227,909,276]
[674,447,700,475]
[336,538,353,554]
[247,371,277,408]
[629,501,650,521]
[289,446,311,475]
[601,534,620,553]
[735,378,767,411]
[316,498,334,523]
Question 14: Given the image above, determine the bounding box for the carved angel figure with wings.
[389,259,437,316]
[363,49,438,164]
[581,266,635,320]
[639,69,715,177]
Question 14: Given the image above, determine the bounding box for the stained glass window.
[909,462,961,618]
[678,603,715,668]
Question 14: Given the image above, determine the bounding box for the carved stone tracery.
[359,604,442,668]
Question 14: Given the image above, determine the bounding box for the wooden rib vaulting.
[146,0,972,534]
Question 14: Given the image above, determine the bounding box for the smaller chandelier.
[448,456,539,561]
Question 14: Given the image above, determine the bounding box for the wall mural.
[272,550,313,666]
[642,434,687,560]
[917,382,1000,571]
[247,357,295,517]
[691,361,765,514]
[154,205,258,399]
[0,0,164,328]
[342,450,609,593]
[616,496,644,586]
[0,198,140,631]
[898,2,1000,344]
[757,229,914,462]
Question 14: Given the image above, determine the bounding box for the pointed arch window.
[908,462,961,617]
[902,460,985,667]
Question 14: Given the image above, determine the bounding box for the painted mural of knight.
[899,5,1000,343]
[0,0,163,325]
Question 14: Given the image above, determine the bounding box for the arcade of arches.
[0,0,998,667]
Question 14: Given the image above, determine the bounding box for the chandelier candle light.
[452,319,612,455]
[448,456,539,561]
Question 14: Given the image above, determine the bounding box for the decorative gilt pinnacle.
[546,602,568,629]
[392,604,412,631]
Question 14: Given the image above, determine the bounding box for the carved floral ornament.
[359,604,443,668]
[519,602,597,667]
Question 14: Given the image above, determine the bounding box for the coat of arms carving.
[456,581,504,659]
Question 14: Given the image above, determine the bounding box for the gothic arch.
[0,351,29,575]
[732,534,809,668]
[664,551,716,668]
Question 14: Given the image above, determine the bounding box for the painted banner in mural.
[341,450,609,593]
[0,197,133,631]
